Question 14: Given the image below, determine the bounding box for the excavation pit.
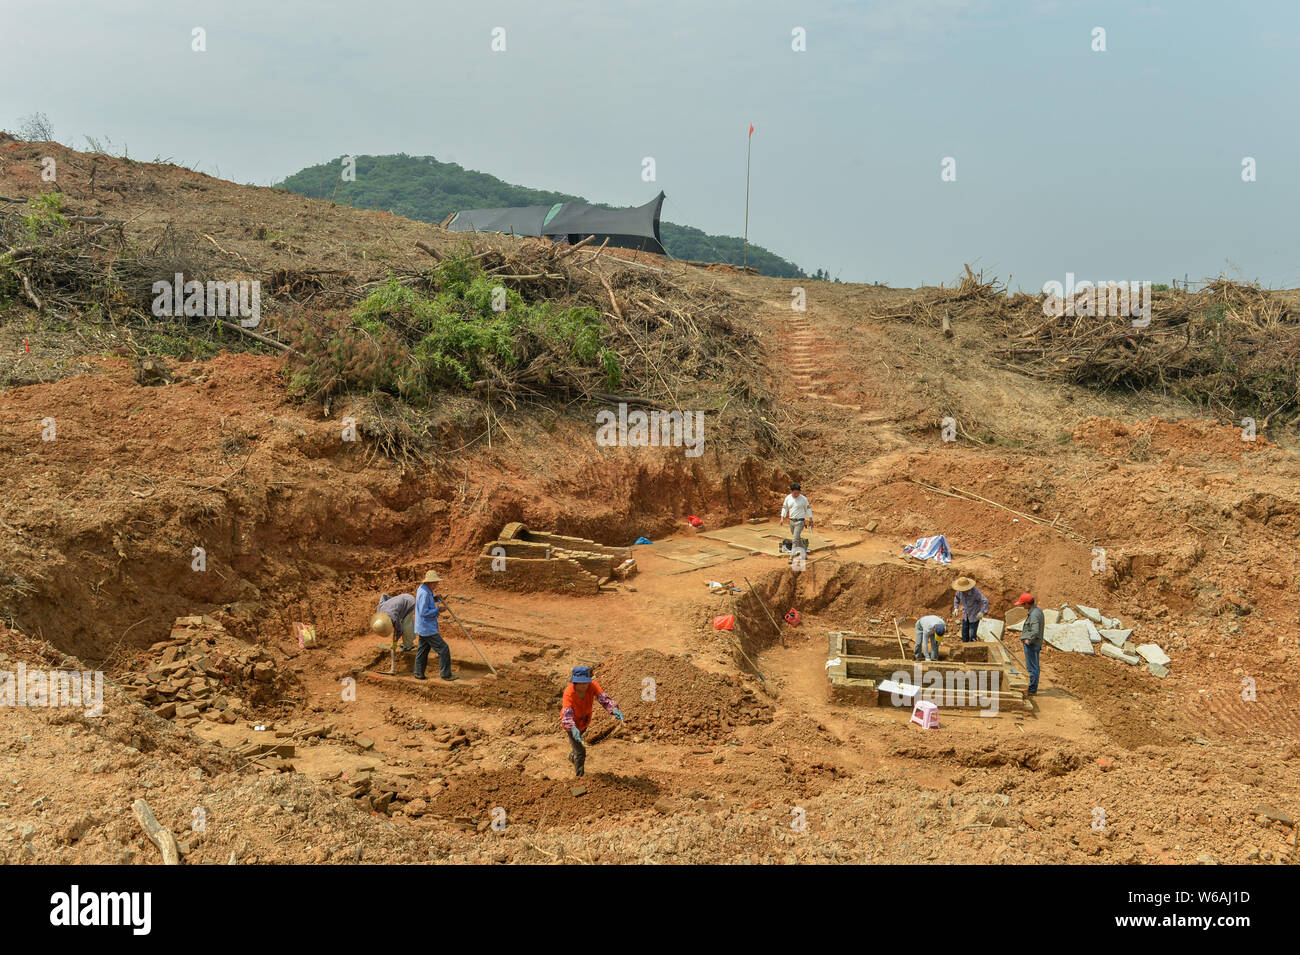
[826,630,1031,713]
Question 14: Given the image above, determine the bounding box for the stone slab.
[977,617,1004,641]
[1136,643,1170,666]
[646,538,747,571]
[1100,643,1141,665]
[1099,628,1131,647]
[1075,605,1104,625]
[1044,622,1094,654]
[1147,662,1170,678]
[1059,606,1078,623]
[698,521,860,556]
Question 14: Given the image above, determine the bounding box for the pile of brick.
[124,615,291,724]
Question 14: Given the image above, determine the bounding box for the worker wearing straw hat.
[413,570,457,682]
[951,576,990,643]
[371,592,417,652]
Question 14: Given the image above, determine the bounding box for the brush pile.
[884,265,1300,423]
[1002,279,1299,420]
[279,233,779,452]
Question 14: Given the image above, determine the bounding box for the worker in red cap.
[1014,593,1044,696]
[561,666,624,777]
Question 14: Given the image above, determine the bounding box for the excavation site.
[3,140,1299,874]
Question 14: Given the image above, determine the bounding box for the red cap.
[1014,592,1035,607]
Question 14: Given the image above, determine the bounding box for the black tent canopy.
[446,204,554,237]
[448,192,666,255]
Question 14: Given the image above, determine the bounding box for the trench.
[6,449,781,669]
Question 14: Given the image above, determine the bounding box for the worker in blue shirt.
[414,570,457,682]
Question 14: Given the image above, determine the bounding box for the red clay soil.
[4,142,1300,865]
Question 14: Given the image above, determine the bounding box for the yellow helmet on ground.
[370,612,394,638]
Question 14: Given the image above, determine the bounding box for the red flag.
[748,123,754,137]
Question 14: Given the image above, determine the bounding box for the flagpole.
[743,124,752,268]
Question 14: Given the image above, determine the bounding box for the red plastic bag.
[687,515,703,528]
[713,614,736,631]
[783,608,802,627]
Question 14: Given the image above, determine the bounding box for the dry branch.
[132,798,181,865]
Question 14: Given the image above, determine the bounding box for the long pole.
[441,600,497,675]
[744,576,786,648]
[743,125,752,267]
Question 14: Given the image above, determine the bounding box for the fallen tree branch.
[17,270,43,311]
[1,221,121,264]
[132,798,181,865]
[203,232,251,267]
[222,321,303,356]
[555,235,595,259]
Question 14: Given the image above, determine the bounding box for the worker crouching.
[561,666,623,777]
[913,615,946,662]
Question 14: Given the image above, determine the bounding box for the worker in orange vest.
[561,666,623,777]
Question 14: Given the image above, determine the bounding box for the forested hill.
[275,154,808,279]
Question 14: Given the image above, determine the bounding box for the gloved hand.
[569,726,582,743]
[613,708,624,722]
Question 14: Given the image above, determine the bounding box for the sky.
[3,0,1297,288]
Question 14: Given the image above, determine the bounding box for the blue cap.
[571,666,592,684]
[934,621,947,635]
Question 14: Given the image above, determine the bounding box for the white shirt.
[781,493,813,521]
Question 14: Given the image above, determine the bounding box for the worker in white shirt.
[780,482,814,560]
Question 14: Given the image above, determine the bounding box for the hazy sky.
[4,0,1297,287]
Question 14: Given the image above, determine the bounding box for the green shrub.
[22,192,68,240]
[286,252,620,403]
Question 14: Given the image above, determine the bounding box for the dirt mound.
[459,668,565,713]
[1072,416,1269,460]
[890,738,1090,775]
[367,667,562,714]
[426,768,662,826]
[596,649,774,743]
[1050,653,1178,749]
